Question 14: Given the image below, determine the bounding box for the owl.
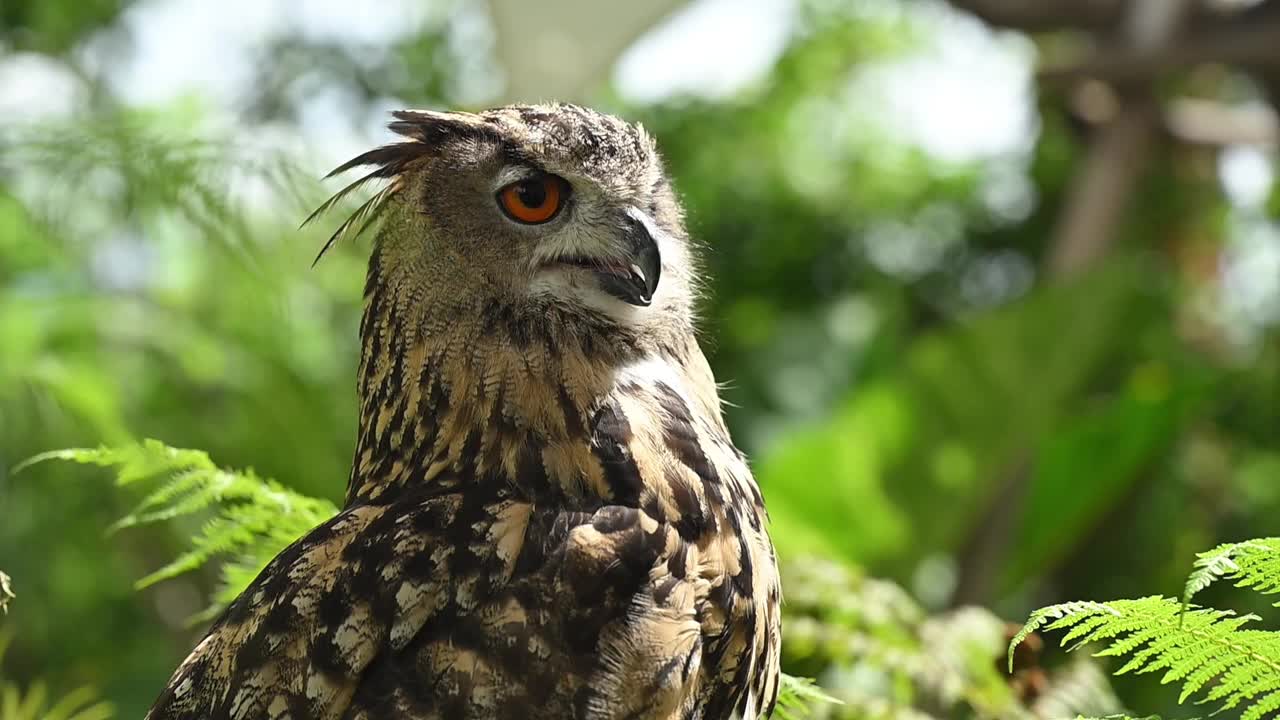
[145,103,781,720]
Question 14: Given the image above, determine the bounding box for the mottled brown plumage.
[147,103,780,720]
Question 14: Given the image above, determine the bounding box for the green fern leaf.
[1012,596,1280,718]
[1184,539,1280,612]
[771,674,842,720]
[1008,601,1121,671]
[24,440,338,616]
[17,441,213,484]
[1244,689,1280,720]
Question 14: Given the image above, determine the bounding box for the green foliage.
[1184,539,1280,611]
[783,557,1121,719]
[23,440,338,619]
[757,259,1201,581]
[1071,716,1161,720]
[1012,540,1280,720]
[1,628,113,720]
[0,0,128,54]
[3,1,1279,717]
[773,675,843,720]
[0,107,363,715]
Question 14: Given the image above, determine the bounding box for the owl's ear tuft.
[322,143,423,182]
[302,171,403,267]
[306,109,508,265]
[304,110,498,266]
[388,109,497,146]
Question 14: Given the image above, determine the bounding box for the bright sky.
[1,0,1274,334]
[618,0,1040,163]
[614,0,796,104]
[1,0,1036,168]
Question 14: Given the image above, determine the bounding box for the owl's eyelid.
[492,165,545,194]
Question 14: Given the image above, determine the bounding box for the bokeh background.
[1,0,1278,717]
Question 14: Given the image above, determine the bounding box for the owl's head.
[312,104,696,346]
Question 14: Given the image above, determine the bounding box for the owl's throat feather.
[345,270,670,506]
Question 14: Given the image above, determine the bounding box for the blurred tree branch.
[1038,24,1280,85]
[942,0,1272,32]
[1164,97,1278,147]
[1070,84,1279,147]
[945,0,1279,276]
[949,0,1199,604]
[942,0,1126,31]
[948,0,1280,108]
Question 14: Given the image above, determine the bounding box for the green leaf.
[1008,601,1121,672]
[1183,539,1280,614]
[31,439,338,616]
[1012,592,1280,718]
[771,674,842,720]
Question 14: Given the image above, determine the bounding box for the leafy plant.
[1011,537,1280,720]
[783,556,1122,719]
[0,607,113,720]
[20,439,337,620]
[774,675,843,720]
[1184,539,1280,611]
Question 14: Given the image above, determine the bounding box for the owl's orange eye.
[497,174,568,224]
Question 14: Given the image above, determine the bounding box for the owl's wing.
[144,484,719,720]
[144,486,468,720]
[341,499,720,720]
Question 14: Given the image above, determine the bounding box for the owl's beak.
[597,207,663,307]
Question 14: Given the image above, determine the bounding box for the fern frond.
[1011,596,1280,719]
[771,674,842,720]
[1008,601,1121,671]
[25,439,338,616]
[17,441,212,485]
[1184,539,1280,611]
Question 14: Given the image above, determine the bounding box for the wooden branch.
[1166,97,1278,147]
[1046,0,1195,277]
[1071,86,1279,147]
[1039,24,1280,85]
[944,0,1252,34]
[943,0,1123,31]
[1047,100,1162,275]
[952,0,1195,608]
[951,455,1033,606]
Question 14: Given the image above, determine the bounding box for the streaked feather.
[306,177,401,266]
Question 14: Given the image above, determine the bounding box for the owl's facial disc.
[531,207,662,308]
[499,162,666,309]
[486,142,670,310]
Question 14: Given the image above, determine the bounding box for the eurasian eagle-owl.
[146,103,781,720]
